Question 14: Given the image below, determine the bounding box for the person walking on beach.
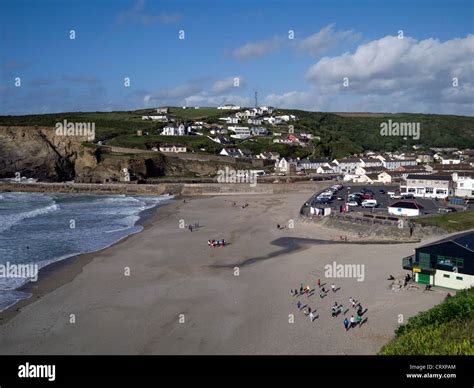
[331,283,336,293]
[317,279,321,288]
[356,314,362,326]
[350,315,355,328]
[309,311,315,322]
[299,285,303,295]
[344,318,349,331]
[297,301,302,310]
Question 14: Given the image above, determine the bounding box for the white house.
[159,144,187,153]
[454,176,474,198]
[228,126,251,139]
[388,201,422,217]
[382,158,418,170]
[219,116,240,124]
[401,174,453,199]
[217,104,241,110]
[142,115,168,122]
[220,148,243,158]
[333,158,363,174]
[250,127,268,136]
[161,124,186,136]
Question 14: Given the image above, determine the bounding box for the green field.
[1,107,473,159]
[379,288,474,355]
[415,211,474,232]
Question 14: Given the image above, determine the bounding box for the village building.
[159,144,187,153]
[401,174,453,199]
[403,231,474,290]
[388,200,423,217]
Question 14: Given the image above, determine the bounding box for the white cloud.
[211,76,244,95]
[297,24,361,56]
[232,37,283,60]
[301,34,474,114]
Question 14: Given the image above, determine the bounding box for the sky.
[0,0,473,115]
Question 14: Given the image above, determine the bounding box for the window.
[456,276,463,281]
[419,253,431,269]
[425,187,434,194]
[443,274,450,278]
[437,256,464,269]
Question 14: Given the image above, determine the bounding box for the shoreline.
[0,197,181,325]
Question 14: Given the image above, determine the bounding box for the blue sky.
[1,0,473,115]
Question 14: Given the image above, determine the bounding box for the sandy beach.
[0,188,446,355]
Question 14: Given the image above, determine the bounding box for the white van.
[361,199,377,208]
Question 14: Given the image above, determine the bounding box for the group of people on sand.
[231,202,249,209]
[207,239,226,247]
[187,222,200,232]
[292,278,367,331]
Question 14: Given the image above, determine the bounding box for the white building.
[388,201,422,217]
[454,176,474,198]
[220,148,243,158]
[401,174,453,199]
[217,104,241,110]
[159,144,187,153]
[228,126,251,139]
[142,115,168,122]
[161,124,187,136]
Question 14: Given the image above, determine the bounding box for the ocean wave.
[0,203,59,233]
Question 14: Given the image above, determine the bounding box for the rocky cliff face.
[0,126,87,182]
[0,126,261,183]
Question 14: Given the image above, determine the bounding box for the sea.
[0,192,173,312]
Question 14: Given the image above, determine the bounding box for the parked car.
[438,207,457,214]
[361,199,378,208]
[388,191,401,199]
[347,200,359,207]
[363,194,374,200]
[401,194,415,200]
[379,189,386,194]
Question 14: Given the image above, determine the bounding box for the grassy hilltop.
[0,107,473,159]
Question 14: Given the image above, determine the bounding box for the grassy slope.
[1,108,473,158]
[379,288,474,355]
[415,211,474,232]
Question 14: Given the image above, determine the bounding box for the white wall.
[388,207,420,217]
[434,269,473,290]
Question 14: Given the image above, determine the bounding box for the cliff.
[0,126,266,183]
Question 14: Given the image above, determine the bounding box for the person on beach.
[331,306,336,317]
[207,240,211,247]
[297,301,302,310]
[344,318,349,331]
[339,305,345,316]
[331,283,336,293]
[356,314,362,326]
[309,311,315,322]
[350,315,355,328]
[317,279,321,288]
[299,285,303,295]
[351,298,357,308]
[349,297,354,306]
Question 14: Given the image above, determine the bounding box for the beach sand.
[0,188,446,354]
